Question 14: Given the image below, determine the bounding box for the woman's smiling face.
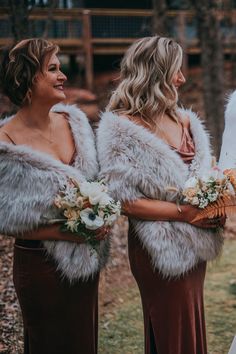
[31,52,67,105]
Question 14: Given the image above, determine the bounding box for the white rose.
[80,182,110,206]
[80,181,103,197]
[79,181,93,197]
[80,208,104,230]
[88,191,110,206]
[97,194,113,208]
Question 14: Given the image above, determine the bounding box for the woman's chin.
[50,93,66,105]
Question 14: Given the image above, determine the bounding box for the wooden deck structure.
[0,7,236,89]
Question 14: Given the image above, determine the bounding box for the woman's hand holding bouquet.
[181,165,236,226]
[180,204,226,229]
[53,178,121,249]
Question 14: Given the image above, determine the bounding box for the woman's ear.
[25,88,32,105]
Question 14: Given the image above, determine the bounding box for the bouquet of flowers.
[182,166,236,222]
[54,178,121,248]
[193,92,236,223]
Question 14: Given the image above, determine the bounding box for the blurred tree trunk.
[222,0,236,87]
[42,0,58,37]
[152,0,170,36]
[8,0,30,41]
[8,0,58,42]
[190,0,224,158]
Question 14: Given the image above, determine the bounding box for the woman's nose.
[58,71,67,82]
[179,71,186,84]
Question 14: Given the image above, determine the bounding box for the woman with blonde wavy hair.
[97,36,225,354]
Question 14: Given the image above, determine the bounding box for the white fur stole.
[0,104,109,282]
[97,109,223,278]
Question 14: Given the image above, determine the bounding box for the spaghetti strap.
[168,121,195,164]
[54,111,77,165]
[1,131,17,145]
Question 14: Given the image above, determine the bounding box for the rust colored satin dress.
[128,123,208,354]
[13,150,99,354]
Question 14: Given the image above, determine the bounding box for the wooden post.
[177,12,188,75]
[82,9,93,91]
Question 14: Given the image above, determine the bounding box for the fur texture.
[0,104,109,282]
[97,109,223,278]
[218,90,236,170]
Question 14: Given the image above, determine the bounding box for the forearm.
[122,198,188,222]
[123,198,226,229]
[17,224,85,243]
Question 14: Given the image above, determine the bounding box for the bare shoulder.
[50,112,74,147]
[117,113,137,125]
[120,114,148,129]
[51,111,69,127]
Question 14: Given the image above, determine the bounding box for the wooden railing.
[0,7,236,88]
[0,8,94,89]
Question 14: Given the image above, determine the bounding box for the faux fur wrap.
[0,103,109,282]
[97,109,223,278]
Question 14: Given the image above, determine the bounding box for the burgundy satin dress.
[128,124,208,354]
[13,150,99,354]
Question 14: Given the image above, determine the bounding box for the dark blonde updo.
[0,38,58,106]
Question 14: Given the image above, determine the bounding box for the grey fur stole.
[0,103,109,282]
[97,109,223,278]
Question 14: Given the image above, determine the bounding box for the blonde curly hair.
[107,36,183,127]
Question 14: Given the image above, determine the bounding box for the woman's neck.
[16,102,52,130]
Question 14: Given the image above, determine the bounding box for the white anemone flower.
[80,208,104,230]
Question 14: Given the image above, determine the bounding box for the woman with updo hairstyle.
[0,38,109,354]
[97,36,225,354]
